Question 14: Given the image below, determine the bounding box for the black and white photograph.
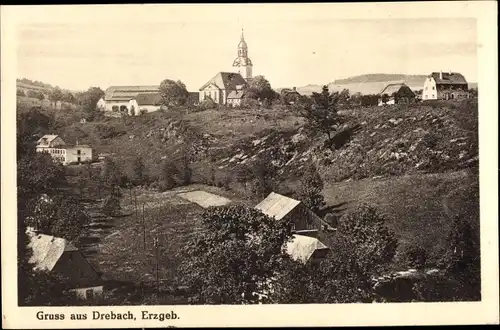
[1,2,498,328]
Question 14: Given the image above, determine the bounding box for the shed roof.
[134,92,163,106]
[104,85,159,101]
[199,72,247,91]
[27,229,78,272]
[286,234,329,263]
[430,72,468,85]
[255,192,301,220]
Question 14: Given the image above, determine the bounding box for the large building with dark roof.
[422,71,469,101]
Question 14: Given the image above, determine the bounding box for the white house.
[27,228,104,300]
[128,93,164,115]
[36,135,93,165]
[286,234,331,264]
[423,71,469,101]
[101,85,159,114]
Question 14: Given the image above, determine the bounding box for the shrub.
[101,195,121,216]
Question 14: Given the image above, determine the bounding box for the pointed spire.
[241,26,244,40]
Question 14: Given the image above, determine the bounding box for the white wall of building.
[128,100,161,115]
[71,286,104,300]
[423,77,437,100]
[199,84,223,104]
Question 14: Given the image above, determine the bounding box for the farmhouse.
[226,89,246,107]
[27,228,103,300]
[199,72,248,105]
[254,192,334,233]
[378,83,415,106]
[422,71,469,101]
[100,85,159,115]
[36,135,93,165]
[129,93,164,115]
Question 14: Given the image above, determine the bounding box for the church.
[199,29,253,105]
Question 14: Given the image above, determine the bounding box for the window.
[77,150,81,155]
[432,86,435,90]
[112,105,119,112]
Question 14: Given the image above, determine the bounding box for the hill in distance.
[283,73,477,96]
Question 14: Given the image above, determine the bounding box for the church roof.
[199,72,247,91]
[104,85,159,101]
[430,72,468,85]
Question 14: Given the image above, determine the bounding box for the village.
[16,23,480,306]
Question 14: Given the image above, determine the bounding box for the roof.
[199,72,247,91]
[227,90,245,99]
[379,83,410,96]
[255,192,301,220]
[104,85,159,101]
[27,229,78,272]
[286,234,329,263]
[37,135,60,144]
[134,93,163,106]
[430,72,468,85]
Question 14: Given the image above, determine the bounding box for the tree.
[159,79,189,106]
[49,87,63,108]
[246,153,279,198]
[335,205,398,275]
[131,156,147,185]
[61,91,76,104]
[27,195,91,243]
[17,89,26,97]
[80,87,105,121]
[101,194,121,217]
[158,160,179,191]
[180,205,293,304]
[296,163,325,214]
[244,75,276,105]
[303,85,341,140]
[101,157,125,194]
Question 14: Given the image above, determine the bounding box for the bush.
[401,245,428,269]
[198,98,217,111]
[101,195,121,216]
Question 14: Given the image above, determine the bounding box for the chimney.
[449,69,452,75]
[440,71,443,80]
[293,87,297,91]
[76,139,79,146]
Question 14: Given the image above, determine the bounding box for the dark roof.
[104,85,159,101]
[430,72,468,85]
[134,93,163,106]
[199,72,247,91]
[379,83,414,96]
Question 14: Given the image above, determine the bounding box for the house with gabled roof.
[378,82,415,106]
[423,71,469,101]
[128,92,164,115]
[99,85,159,114]
[27,228,103,300]
[199,72,248,105]
[36,134,94,165]
[254,192,335,233]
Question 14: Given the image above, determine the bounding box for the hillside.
[333,74,427,85]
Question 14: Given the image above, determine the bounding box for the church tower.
[232,29,253,81]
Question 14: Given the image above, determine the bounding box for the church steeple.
[233,27,253,81]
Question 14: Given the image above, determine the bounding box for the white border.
[2,2,498,328]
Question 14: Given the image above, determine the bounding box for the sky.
[14,4,478,92]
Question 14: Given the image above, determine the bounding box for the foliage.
[295,163,325,214]
[27,194,91,243]
[401,245,428,269]
[26,89,46,100]
[244,75,276,104]
[17,89,26,97]
[198,98,217,110]
[159,79,189,106]
[245,153,279,198]
[49,87,63,106]
[78,87,105,121]
[180,205,293,304]
[303,85,342,139]
[336,204,398,275]
[101,194,121,216]
[101,157,127,190]
[131,156,148,185]
[360,94,379,107]
[158,160,179,191]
